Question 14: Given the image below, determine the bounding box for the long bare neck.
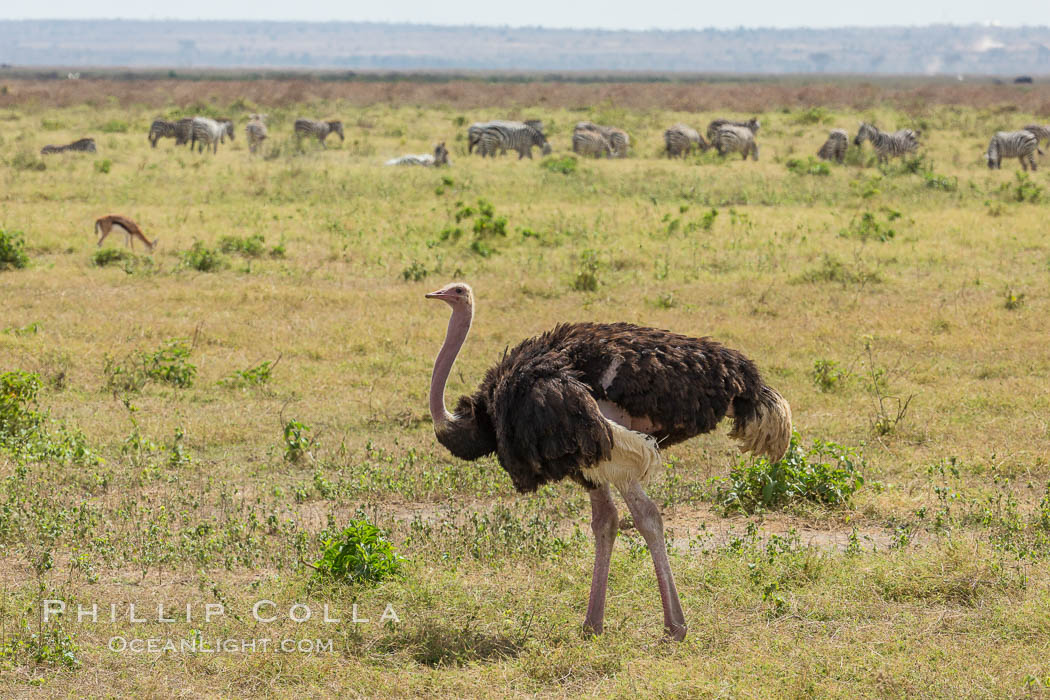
[430,304,473,426]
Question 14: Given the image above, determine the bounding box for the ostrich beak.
[425,289,448,300]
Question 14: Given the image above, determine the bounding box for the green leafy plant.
[571,249,601,291]
[181,241,228,272]
[840,211,896,242]
[785,157,831,176]
[104,338,197,391]
[540,154,578,175]
[401,261,428,281]
[1003,288,1025,310]
[98,119,129,133]
[92,247,132,267]
[94,159,111,174]
[812,359,850,392]
[311,517,404,584]
[716,433,865,513]
[219,233,266,257]
[1002,172,1042,203]
[219,356,280,388]
[283,419,313,463]
[0,228,30,269]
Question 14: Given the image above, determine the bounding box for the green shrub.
[839,211,896,242]
[785,157,830,176]
[219,358,278,388]
[716,433,865,513]
[0,370,95,464]
[571,249,601,291]
[92,248,132,267]
[181,241,228,272]
[99,120,129,133]
[812,359,850,392]
[93,159,111,174]
[540,154,578,175]
[401,261,428,281]
[283,419,313,463]
[791,107,831,125]
[0,228,30,269]
[312,517,404,584]
[104,338,196,391]
[219,233,266,257]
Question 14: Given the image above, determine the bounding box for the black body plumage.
[436,322,776,493]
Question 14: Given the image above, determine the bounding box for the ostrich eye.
[455,287,464,294]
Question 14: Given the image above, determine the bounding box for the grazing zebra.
[664,124,707,158]
[713,124,759,160]
[386,142,451,166]
[476,122,551,159]
[246,118,268,154]
[40,138,97,154]
[572,127,613,158]
[986,130,1041,171]
[1022,124,1050,148]
[170,118,195,147]
[574,122,629,157]
[706,117,760,142]
[817,128,849,163]
[294,119,344,148]
[468,119,544,154]
[148,119,178,148]
[853,123,920,163]
[190,117,232,154]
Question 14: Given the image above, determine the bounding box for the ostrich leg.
[583,485,618,635]
[619,481,687,640]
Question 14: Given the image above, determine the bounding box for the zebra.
[172,118,195,147]
[476,122,551,159]
[245,118,268,154]
[853,123,920,163]
[574,122,628,157]
[572,127,613,158]
[294,119,344,148]
[1022,124,1050,148]
[817,128,849,163]
[986,130,1041,171]
[468,119,544,154]
[713,124,759,160]
[190,117,232,154]
[706,117,760,142]
[385,142,451,167]
[664,124,707,158]
[40,138,97,154]
[148,119,178,148]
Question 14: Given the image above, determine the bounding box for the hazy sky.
[7,1,1050,30]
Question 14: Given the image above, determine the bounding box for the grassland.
[0,78,1049,698]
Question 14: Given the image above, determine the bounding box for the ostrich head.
[425,282,473,311]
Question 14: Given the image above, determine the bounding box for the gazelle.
[94,215,158,252]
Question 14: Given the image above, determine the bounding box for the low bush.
[312,517,404,584]
[717,433,865,513]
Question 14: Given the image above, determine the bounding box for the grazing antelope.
[94,215,158,252]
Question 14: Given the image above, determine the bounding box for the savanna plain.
[0,77,1049,698]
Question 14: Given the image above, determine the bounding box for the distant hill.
[1,20,1048,75]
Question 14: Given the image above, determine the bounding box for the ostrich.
[426,282,792,640]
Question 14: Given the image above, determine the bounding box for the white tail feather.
[729,387,793,462]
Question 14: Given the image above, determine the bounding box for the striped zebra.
[1022,124,1050,148]
[664,124,706,158]
[245,118,268,154]
[41,138,97,154]
[853,123,920,163]
[986,130,1041,171]
[706,117,760,142]
[294,119,344,148]
[386,142,451,167]
[190,117,233,154]
[476,122,551,159]
[817,128,849,163]
[572,127,613,158]
[148,119,178,148]
[172,118,195,147]
[713,124,759,160]
[468,119,544,154]
[574,122,629,157]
